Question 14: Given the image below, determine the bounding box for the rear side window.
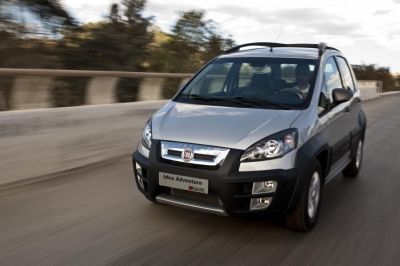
[280,64,296,83]
[280,64,315,84]
[336,57,356,91]
[324,57,343,104]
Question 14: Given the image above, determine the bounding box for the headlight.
[240,129,298,162]
[141,119,152,150]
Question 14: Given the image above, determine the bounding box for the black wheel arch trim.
[287,131,331,211]
[350,110,367,157]
[359,110,367,138]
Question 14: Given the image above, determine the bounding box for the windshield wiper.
[180,94,290,109]
[181,94,252,107]
[234,97,290,110]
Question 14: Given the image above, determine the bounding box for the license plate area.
[159,172,208,194]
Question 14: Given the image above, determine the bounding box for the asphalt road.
[1,94,400,266]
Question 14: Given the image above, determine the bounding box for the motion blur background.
[1,1,400,265]
[0,0,399,111]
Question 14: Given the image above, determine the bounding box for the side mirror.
[332,88,353,104]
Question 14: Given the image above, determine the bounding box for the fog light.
[258,197,271,207]
[135,162,142,176]
[264,181,277,191]
[250,197,273,210]
[252,180,277,194]
[137,176,144,190]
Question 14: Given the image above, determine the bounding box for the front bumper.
[132,140,298,217]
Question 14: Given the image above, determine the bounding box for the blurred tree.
[352,64,396,92]
[0,0,75,36]
[58,0,152,70]
[109,4,120,23]
[0,2,237,107]
[56,0,154,104]
[202,33,235,63]
[160,9,235,98]
[0,0,73,69]
[144,26,170,72]
[0,0,75,109]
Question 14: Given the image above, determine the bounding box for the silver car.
[132,42,366,231]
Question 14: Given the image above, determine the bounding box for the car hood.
[152,102,302,150]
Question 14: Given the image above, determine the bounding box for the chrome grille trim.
[161,141,230,166]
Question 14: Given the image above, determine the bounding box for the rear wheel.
[342,139,363,177]
[285,160,323,232]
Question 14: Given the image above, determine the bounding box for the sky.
[62,0,400,73]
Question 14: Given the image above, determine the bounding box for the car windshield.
[175,57,317,109]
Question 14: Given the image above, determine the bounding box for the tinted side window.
[324,57,343,104]
[281,64,296,83]
[336,57,355,91]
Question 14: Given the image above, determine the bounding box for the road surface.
[1,94,400,265]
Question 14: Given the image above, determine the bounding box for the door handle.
[345,107,351,113]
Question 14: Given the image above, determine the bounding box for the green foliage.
[116,78,141,103]
[52,77,88,107]
[352,64,396,92]
[0,0,75,35]
[162,78,182,99]
[159,10,235,98]
[0,2,239,105]
[281,65,295,79]
[56,0,153,103]
[0,77,13,110]
[172,10,208,51]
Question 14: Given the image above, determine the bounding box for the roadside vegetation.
[0,0,397,107]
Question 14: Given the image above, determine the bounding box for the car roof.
[219,47,321,60]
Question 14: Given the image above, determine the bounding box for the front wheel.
[285,160,323,231]
[342,139,363,177]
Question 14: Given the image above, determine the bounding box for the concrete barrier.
[11,76,53,110]
[86,77,119,104]
[138,78,165,101]
[0,68,387,110]
[357,80,379,101]
[0,91,6,111]
[0,101,167,189]
[0,72,390,190]
[0,69,192,110]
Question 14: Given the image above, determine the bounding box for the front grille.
[194,154,217,161]
[162,159,220,170]
[160,187,222,205]
[167,150,181,157]
[166,150,217,162]
[161,141,230,167]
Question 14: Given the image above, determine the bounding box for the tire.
[342,139,363,177]
[285,160,323,232]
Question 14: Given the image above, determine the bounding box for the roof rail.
[224,42,340,55]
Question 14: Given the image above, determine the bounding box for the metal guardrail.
[0,68,385,111]
[0,68,194,111]
[0,68,193,78]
